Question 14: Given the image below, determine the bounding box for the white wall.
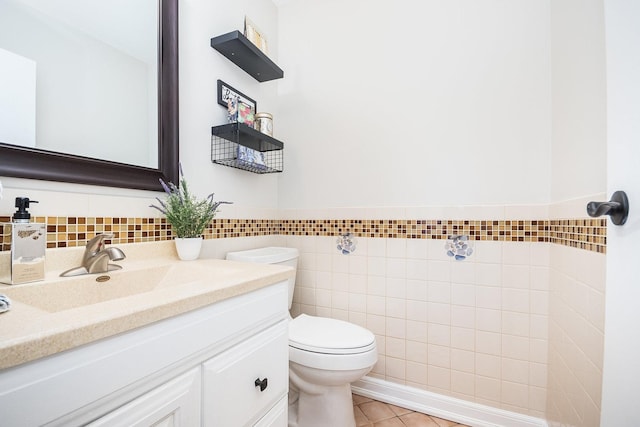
[274,1,609,424]
[276,0,552,209]
[550,0,607,202]
[179,0,281,217]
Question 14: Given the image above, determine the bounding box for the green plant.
[150,165,232,238]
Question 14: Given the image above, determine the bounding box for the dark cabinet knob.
[254,377,268,392]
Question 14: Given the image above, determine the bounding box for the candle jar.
[254,112,273,136]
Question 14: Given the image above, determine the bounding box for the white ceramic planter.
[174,237,203,261]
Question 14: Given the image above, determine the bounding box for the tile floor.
[353,394,470,427]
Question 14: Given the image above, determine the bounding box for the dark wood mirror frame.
[0,0,179,192]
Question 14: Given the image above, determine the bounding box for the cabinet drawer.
[203,320,288,427]
[254,395,287,427]
[87,368,201,427]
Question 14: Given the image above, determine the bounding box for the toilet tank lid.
[226,247,299,264]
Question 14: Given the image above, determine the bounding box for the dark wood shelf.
[210,31,284,82]
[211,123,283,152]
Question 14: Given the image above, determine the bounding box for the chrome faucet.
[60,234,126,277]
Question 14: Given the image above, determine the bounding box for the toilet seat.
[289,314,376,354]
[289,314,377,371]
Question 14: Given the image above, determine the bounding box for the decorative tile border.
[279,219,550,241]
[278,219,606,253]
[549,219,607,253]
[0,216,607,254]
[0,217,280,250]
[0,216,169,250]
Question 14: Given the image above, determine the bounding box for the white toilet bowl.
[226,247,378,427]
[288,314,377,427]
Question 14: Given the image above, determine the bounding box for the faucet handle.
[87,233,114,247]
[83,234,115,262]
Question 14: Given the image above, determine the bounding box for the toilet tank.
[226,247,299,309]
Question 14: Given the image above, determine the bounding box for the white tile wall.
[546,244,605,427]
[287,234,555,417]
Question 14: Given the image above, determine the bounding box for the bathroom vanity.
[0,251,292,427]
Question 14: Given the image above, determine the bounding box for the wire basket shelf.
[211,123,283,174]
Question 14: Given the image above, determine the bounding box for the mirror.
[0,0,178,191]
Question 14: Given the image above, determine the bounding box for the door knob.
[587,191,629,225]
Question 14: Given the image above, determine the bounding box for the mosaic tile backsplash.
[0,216,607,253]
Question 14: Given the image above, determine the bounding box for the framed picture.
[244,16,268,55]
[217,79,257,112]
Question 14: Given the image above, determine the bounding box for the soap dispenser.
[1,197,46,284]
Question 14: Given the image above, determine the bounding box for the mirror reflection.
[0,0,158,168]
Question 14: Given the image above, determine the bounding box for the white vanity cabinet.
[0,281,289,427]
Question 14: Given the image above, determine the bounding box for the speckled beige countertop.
[0,241,293,370]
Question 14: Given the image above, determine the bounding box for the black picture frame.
[217,79,257,111]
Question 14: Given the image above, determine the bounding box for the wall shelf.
[211,123,283,174]
[210,31,284,82]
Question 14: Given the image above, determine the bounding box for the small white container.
[254,112,273,136]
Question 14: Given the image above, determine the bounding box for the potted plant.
[150,165,231,260]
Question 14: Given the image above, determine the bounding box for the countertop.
[0,242,293,370]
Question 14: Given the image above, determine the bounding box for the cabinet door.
[203,320,288,427]
[88,368,200,427]
[254,395,288,427]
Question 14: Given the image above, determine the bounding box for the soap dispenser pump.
[1,197,46,285]
[13,197,38,223]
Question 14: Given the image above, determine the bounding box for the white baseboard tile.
[351,376,548,427]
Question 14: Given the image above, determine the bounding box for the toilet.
[226,247,377,427]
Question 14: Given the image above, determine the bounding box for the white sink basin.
[2,261,246,313]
